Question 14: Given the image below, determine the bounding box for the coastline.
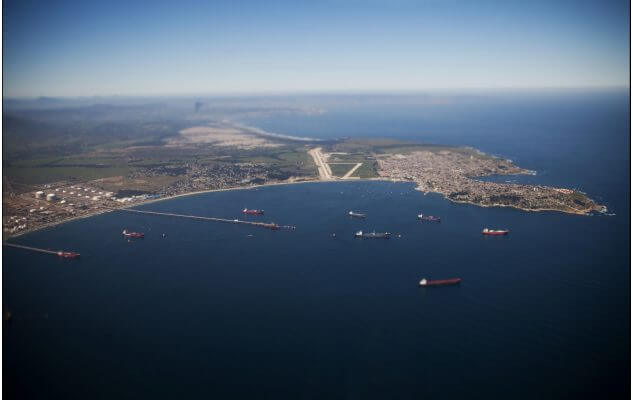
[413,186,599,215]
[4,176,599,240]
[3,178,382,240]
[444,197,595,216]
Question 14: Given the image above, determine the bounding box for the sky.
[2,0,630,97]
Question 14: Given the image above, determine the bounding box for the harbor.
[3,178,626,399]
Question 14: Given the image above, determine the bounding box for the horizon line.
[4,85,630,100]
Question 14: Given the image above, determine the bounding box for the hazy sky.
[3,0,630,97]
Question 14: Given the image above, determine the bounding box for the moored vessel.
[419,278,461,286]
[417,213,441,222]
[481,228,509,236]
[57,251,80,259]
[122,229,145,238]
[348,211,366,218]
[354,230,391,239]
[242,208,264,215]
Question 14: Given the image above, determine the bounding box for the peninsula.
[375,148,602,214]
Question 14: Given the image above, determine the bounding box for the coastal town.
[2,161,314,238]
[376,149,604,214]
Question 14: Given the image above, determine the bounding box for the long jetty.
[3,243,80,258]
[111,208,296,230]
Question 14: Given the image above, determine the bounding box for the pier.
[3,243,80,259]
[111,208,295,230]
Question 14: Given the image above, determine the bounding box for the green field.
[4,165,135,185]
[329,163,355,177]
[233,149,317,176]
[350,161,378,178]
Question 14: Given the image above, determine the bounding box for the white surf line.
[227,120,323,142]
[342,163,363,179]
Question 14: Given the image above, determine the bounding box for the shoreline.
[412,186,598,216]
[4,176,598,240]
[3,178,383,240]
[443,197,595,215]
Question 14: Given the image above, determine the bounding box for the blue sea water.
[4,91,630,398]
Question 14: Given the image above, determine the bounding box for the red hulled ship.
[242,208,264,215]
[419,278,461,287]
[122,229,145,238]
[57,251,80,259]
[481,228,509,236]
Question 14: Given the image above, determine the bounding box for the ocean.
[4,90,630,398]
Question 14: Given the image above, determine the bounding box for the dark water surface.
[4,92,630,399]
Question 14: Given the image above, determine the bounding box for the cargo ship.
[419,278,461,287]
[417,213,441,222]
[122,229,145,238]
[57,251,80,259]
[481,228,509,236]
[354,230,391,239]
[348,211,367,218]
[242,208,264,215]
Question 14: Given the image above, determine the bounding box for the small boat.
[57,251,80,259]
[419,278,461,287]
[417,213,441,222]
[242,208,264,215]
[354,230,391,239]
[348,211,366,218]
[122,229,144,238]
[481,228,509,236]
